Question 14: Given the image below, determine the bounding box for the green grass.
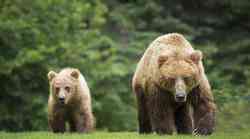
[0,132,250,139]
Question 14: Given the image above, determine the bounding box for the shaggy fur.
[132,33,216,135]
[47,68,95,133]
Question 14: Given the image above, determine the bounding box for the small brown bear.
[132,33,216,135]
[47,68,94,133]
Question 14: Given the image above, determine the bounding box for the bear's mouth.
[175,94,186,102]
[59,101,65,104]
[59,98,65,104]
[175,97,186,102]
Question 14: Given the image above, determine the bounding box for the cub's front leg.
[48,115,66,133]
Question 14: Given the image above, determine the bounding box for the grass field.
[1,132,250,139]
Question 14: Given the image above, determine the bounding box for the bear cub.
[47,68,94,133]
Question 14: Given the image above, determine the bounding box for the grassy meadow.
[1,132,250,139]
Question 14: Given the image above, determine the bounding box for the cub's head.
[158,50,202,102]
[48,68,80,105]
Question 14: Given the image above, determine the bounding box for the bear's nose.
[59,97,65,103]
[176,93,185,98]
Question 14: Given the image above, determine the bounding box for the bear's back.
[153,33,194,56]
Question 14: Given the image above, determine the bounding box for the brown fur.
[132,33,216,135]
[47,68,95,133]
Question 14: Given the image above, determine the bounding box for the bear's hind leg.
[69,118,76,132]
[71,111,94,133]
[135,87,152,134]
[82,110,95,132]
[72,113,85,133]
[175,105,193,134]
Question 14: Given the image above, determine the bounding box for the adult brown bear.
[47,68,95,133]
[132,33,216,135]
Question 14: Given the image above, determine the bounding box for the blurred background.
[0,0,250,132]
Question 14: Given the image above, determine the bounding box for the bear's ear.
[158,55,168,67]
[70,69,80,79]
[48,71,57,82]
[190,50,202,64]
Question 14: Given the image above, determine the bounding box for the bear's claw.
[193,127,213,136]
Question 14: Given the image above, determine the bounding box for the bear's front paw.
[193,126,214,136]
[193,112,215,136]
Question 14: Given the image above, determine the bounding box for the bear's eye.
[55,87,60,94]
[183,77,193,85]
[168,77,175,83]
[167,77,176,84]
[65,86,70,92]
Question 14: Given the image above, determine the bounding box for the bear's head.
[158,50,202,102]
[47,68,80,105]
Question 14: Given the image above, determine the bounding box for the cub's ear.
[158,55,168,67]
[71,69,80,79]
[48,71,57,82]
[190,50,203,64]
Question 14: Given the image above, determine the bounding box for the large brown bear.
[132,33,216,135]
[47,68,94,133]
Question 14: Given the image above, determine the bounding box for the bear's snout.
[59,97,65,104]
[175,92,186,102]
